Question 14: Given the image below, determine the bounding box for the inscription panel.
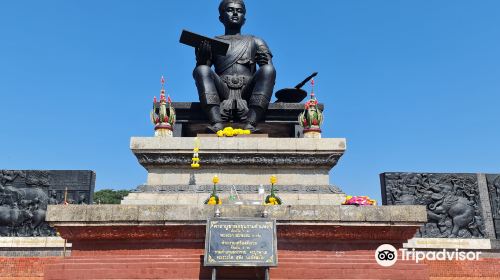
[204,218,277,267]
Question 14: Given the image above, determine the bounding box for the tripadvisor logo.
[375,244,482,267]
[375,244,398,267]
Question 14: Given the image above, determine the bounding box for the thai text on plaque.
[204,218,277,267]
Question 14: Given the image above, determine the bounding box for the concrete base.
[492,239,500,250]
[0,237,69,248]
[43,204,430,280]
[404,237,494,250]
[0,237,70,258]
[46,204,427,229]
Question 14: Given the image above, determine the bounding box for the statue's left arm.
[254,37,273,66]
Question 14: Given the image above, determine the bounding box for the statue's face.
[219,2,246,28]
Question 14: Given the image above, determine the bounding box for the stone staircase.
[44,250,429,280]
[271,250,429,279]
[424,258,500,279]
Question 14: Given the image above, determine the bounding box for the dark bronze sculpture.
[191,0,276,132]
[275,72,317,103]
[381,173,485,238]
[0,170,95,236]
[487,174,500,238]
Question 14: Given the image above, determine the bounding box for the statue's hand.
[256,52,270,65]
[196,40,212,65]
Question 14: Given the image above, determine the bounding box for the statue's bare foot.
[207,123,224,133]
[243,123,260,133]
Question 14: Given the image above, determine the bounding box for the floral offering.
[342,195,377,206]
[205,175,222,205]
[265,175,282,205]
[216,127,251,137]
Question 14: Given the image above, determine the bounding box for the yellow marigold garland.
[191,138,201,168]
[216,127,251,137]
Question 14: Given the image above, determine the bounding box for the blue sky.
[1,0,499,201]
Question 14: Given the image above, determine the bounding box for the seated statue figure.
[193,0,276,132]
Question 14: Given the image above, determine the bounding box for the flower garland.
[216,127,251,137]
[191,137,201,168]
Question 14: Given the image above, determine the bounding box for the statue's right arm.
[195,40,213,66]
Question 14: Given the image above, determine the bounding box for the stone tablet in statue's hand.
[196,40,212,66]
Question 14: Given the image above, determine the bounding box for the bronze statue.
[192,0,276,132]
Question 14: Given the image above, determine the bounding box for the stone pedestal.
[125,137,347,205]
[131,137,345,186]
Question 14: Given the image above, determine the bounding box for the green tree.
[93,189,130,204]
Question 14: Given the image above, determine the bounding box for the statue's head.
[218,0,246,29]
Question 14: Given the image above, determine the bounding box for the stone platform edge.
[47,204,426,226]
[0,237,70,248]
[404,237,500,250]
[130,137,347,153]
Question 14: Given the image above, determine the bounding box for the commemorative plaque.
[204,218,278,267]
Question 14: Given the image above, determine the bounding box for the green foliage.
[93,189,130,204]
